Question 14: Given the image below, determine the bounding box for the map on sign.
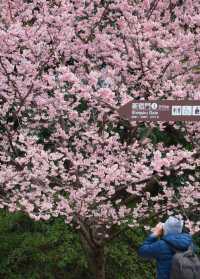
[118,100,200,122]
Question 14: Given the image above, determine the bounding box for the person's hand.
[152,223,163,237]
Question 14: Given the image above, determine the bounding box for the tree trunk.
[79,234,106,279]
[92,246,105,279]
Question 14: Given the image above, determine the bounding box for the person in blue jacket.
[138,216,193,279]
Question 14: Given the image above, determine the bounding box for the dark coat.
[138,233,193,279]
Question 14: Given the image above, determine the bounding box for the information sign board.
[118,100,200,121]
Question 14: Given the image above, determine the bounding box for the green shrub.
[0,209,88,279]
[106,227,155,279]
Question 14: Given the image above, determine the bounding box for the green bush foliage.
[0,209,155,279]
[0,209,88,279]
[106,227,155,279]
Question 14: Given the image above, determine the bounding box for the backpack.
[164,239,200,279]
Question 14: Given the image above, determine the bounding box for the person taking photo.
[138,216,198,279]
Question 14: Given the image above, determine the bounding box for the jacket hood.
[162,233,192,251]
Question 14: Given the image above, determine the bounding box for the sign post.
[118,100,200,122]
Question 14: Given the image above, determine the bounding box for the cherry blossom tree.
[0,1,200,278]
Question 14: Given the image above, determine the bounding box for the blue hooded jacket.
[138,233,193,279]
